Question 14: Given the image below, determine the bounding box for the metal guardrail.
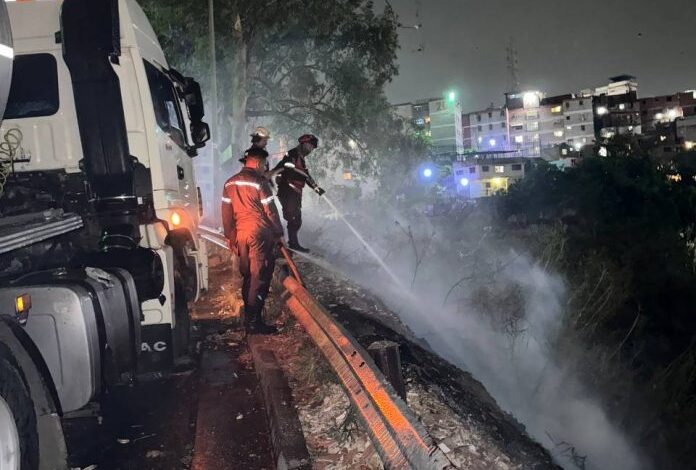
[196,226,452,469]
[198,224,229,249]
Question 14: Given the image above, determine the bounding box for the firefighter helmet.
[250,126,271,139]
[239,147,269,163]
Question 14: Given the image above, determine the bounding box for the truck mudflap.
[0,268,141,412]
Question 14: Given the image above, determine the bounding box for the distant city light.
[596,106,608,116]
[489,138,496,147]
[423,168,433,178]
[522,91,541,108]
[460,177,469,187]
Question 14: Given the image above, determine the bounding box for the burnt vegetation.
[497,149,696,467]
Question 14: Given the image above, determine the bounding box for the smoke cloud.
[299,196,648,470]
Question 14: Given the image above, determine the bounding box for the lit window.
[477,136,483,143]
[596,106,608,116]
[489,138,496,147]
[561,148,568,155]
[566,125,572,130]
[527,121,539,131]
[619,103,625,110]
[554,130,564,137]
[551,105,562,113]
[515,135,524,143]
[494,165,505,173]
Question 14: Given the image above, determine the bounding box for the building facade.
[452,156,527,199]
[394,96,464,155]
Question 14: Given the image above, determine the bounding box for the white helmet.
[250,126,271,139]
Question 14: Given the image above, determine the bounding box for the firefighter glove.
[315,186,326,196]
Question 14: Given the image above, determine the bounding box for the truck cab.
[1,0,209,360]
[0,1,211,467]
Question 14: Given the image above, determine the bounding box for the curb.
[249,336,312,470]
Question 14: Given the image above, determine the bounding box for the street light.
[423,168,433,178]
[460,177,469,187]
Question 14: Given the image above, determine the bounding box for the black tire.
[0,348,41,470]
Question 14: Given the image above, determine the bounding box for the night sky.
[382,0,696,112]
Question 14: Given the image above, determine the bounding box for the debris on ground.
[296,259,560,470]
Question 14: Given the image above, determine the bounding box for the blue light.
[460,177,469,187]
[423,168,433,178]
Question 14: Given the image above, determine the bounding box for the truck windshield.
[143,60,186,149]
[3,53,59,119]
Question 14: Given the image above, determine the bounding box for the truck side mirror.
[191,121,210,147]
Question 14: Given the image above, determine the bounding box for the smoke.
[300,196,649,470]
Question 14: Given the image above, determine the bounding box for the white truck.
[0,0,210,468]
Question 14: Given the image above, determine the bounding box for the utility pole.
[506,37,521,94]
[208,0,219,222]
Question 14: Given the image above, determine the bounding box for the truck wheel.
[0,350,40,470]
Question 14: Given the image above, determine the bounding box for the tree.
[140,0,404,171]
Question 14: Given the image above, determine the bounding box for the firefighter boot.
[246,307,278,335]
[288,228,310,253]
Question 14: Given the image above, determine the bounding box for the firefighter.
[238,126,271,165]
[272,134,325,253]
[221,147,283,334]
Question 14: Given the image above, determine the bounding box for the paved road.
[63,284,275,469]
